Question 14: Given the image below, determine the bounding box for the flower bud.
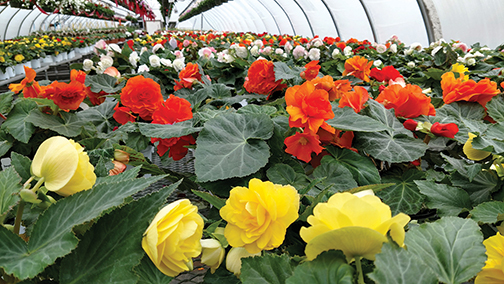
[109,161,127,176]
[226,247,261,276]
[114,149,130,164]
[200,239,225,273]
[20,188,41,204]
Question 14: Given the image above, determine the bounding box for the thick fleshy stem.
[423,135,431,145]
[355,257,365,284]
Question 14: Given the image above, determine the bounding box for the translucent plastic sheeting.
[296,0,338,38]
[323,0,373,41]
[275,0,312,37]
[431,0,504,48]
[361,0,429,46]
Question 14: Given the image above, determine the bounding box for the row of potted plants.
[1,29,504,283]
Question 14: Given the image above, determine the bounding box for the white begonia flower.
[254,39,263,48]
[129,51,139,68]
[82,59,94,71]
[149,55,161,68]
[389,44,398,53]
[308,48,320,61]
[169,37,178,49]
[160,58,172,67]
[235,45,248,59]
[107,43,121,53]
[284,41,293,53]
[222,54,235,63]
[140,46,148,55]
[405,48,413,56]
[172,58,186,72]
[373,60,383,67]
[152,43,165,53]
[407,61,416,68]
[332,48,340,59]
[249,45,259,57]
[275,48,284,55]
[137,64,150,73]
[293,45,307,60]
[343,46,353,56]
[173,50,184,59]
[473,51,485,57]
[311,38,323,47]
[466,58,476,66]
[376,44,387,54]
[261,46,272,56]
[198,47,214,59]
[99,55,113,69]
[480,47,491,51]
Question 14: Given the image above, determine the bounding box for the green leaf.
[450,170,499,205]
[241,253,295,284]
[354,100,428,163]
[0,91,14,115]
[424,68,445,80]
[369,242,437,284]
[194,113,273,182]
[435,102,486,143]
[138,121,202,139]
[405,217,486,284]
[274,61,303,81]
[10,152,32,183]
[286,250,353,284]
[0,131,14,157]
[0,167,21,217]
[326,105,390,132]
[201,265,241,284]
[471,123,504,155]
[26,110,87,137]
[134,255,174,284]
[415,180,472,217]
[266,164,310,193]
[85,74,126,94]
[191,189,226,209]
[76,101,117,133]
[441,153,481,182]
[0,175,165,280]
[237,104,277,116]
[378,170,425,215]
[2,100,37,143]
[59,180,179,284]
[312,156,358,195]
[470,201,504,224]
[325,147,381,185]
[486,95,504,122]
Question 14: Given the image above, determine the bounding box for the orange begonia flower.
[318,128,357,152]
[120,75,164,121]
[113,103,137,125]
[9,66,45,98]
[244,59,285,98]
[151,135,196,160]
[342,56,373,82]
[441,72,499,108]
[174,62,202,91]
[151,94,193,125]
[284,132,324,163]
[286,81,334,134]
[70,69,87,84]
[338,86,370,113]
[44,81,87,111]
[376,84,436,118]
[301,60,320,81]
[311,76,351,101]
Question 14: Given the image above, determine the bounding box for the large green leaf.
[470,201,504,224]
[471,123,504,154]
[138,121,202,139]
[0,91,14,115]
[274,61,304,81]
[76,101,116,133]
[435,102,486,143]
[312,156,358,195]
[26,110,87,137]
[405,217,486,284]
[485,95,504,122]
[441,153,481,182]
[2,99,37,143]
[200,265,241,284]
[10,152,32,183]
[378,170,425,215]
[194,113,274,182]
[59,180,179,284]
[368,242,437,284]
[285,251,353,284]
[326,105,390,132]
[85,74,126,94]
[241,253,295,284]
[325,146,381,185]
[266,164,310,192]
[0,174,165,280]
[237,104,277,116]
[134,256,174,284]
[191,189,226,209]
[0,131,14,157]
[415,180,472,217]
[0,167,21,217]
[450,170,499,205]
[354,100,428,163]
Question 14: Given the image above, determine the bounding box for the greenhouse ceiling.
[174,0,504,48]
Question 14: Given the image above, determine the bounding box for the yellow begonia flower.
[220,178,300,254]
[451,63,469,81]
[300,192,410,262]
[475,232,504,284]
[142,199,204,277]
[225,247,261,276]
[14,54,24,62]
[464,133,491,161]
[31,136,96,197]
[200,239,225,273]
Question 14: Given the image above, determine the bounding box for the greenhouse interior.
[1,0,504,283]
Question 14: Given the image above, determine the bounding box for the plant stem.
[31,177,45,193]
[13,200,25,235]
[355,257,365,284]
[423,135,431,144]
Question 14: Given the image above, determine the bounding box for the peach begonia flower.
[142,199,204,277]
[220,178,300,254]
[286,81,335,134]
[338,86,370,113]
[441,72,499,108]
[300,191,410,262]
[342,56,373,82]
[376,84,436,118]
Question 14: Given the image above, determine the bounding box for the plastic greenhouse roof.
[174,0,504,48]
